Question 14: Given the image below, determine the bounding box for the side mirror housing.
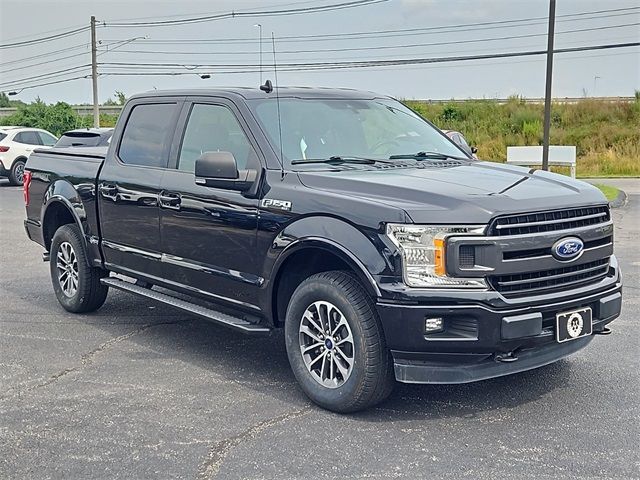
[471,146,478,154]
[195,151,257,192]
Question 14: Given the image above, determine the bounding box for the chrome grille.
[489,258,610,297]
[489,206,610,236]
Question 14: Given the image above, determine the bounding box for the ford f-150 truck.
[24,87,622,412]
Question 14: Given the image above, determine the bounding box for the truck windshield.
[248,97,467,167]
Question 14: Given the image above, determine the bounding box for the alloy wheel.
[299,300,355,389]
[56,241,79,297]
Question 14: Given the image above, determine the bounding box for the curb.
[609,189,627,209]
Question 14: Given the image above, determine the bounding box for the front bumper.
[375,260,622,384]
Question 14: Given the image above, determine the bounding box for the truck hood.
[297,161,607,224]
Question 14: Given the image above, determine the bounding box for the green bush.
[403,97,640,176]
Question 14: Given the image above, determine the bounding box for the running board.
[101,277,271,335]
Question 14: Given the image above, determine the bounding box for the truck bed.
[24,146,107,257]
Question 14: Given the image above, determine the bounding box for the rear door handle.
[159,191,181,210]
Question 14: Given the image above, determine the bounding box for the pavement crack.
[197,406,311,479]
[0,320,187,401]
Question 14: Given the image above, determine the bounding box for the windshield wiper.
[389,151,469,161]
[291,156,388,165]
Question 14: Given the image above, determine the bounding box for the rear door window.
[118,103,177,168]
[14,131,42,145]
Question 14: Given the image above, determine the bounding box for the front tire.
[8,159,25,186]
[50,224,109,313]
[285,271,395,413]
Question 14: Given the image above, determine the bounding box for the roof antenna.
[269,32,285,178]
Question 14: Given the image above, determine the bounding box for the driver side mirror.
[195,151,257,192]
[471,146,478,154]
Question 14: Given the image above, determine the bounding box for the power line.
[0,65,90,89]
[1,75,88,94]
[0,43,90,67]
[103,0,334,23]
[104,0,388,27]
[4,42,638,93]
[99,22,640,57]
[0,40,139,76]
[94,41,640,74]
[99,6,640,45]
[0,26,91,49]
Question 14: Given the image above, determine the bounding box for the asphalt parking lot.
[1,178,638,479]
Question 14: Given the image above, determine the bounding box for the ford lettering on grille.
[552,237,584,261]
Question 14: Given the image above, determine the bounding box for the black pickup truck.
[24,87,622,412]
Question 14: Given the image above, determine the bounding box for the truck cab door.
[158,99,263,313]
[98,100,182,279]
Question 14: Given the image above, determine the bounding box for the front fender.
[266,215,393,298]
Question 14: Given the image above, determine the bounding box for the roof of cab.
[129,86,388,101]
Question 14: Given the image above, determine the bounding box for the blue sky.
[1,0,638,104]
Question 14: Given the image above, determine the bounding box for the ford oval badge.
[552,237,584,261]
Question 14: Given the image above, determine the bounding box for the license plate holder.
[556,307,592,343]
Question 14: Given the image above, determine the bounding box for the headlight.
[386,224,487,288]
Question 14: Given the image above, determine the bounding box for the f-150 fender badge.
[261,199,292,211]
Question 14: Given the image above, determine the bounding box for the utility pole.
[90,15,99,128]
[254,23,263,84]
[541,0,556,171]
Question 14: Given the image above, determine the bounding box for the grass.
[403,97,640,177]
[594,184,620,201]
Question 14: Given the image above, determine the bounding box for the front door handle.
[159,191,182,210]
[99,183,118,197]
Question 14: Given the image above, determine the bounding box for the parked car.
[443,129,478,158]
[0,127,57,185]
[54,128,114,148]
[23,87,621,413]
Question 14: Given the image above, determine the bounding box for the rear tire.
[8,159,25,186]
[284,270,395,413]
[50,224,109,313]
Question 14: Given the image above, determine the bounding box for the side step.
[101,277,271,335]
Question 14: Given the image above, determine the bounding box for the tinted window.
[178,104,257,173]
[0,133,6,142]
[38,131,57,146]
[119,103,176,167]
[249,98,465,165]
[56,133,101,147]
[14,131,42,145]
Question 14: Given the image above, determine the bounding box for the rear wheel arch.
[42,198,89,259]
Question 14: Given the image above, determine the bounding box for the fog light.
[425,317,444,334]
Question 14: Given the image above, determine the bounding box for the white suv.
[0,127,57,185]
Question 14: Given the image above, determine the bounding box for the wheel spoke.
[329,354,335,381]
[331,316,348,336]
[304,312,324,337]
[302,342,323,354]
[300,325,322,343]
[320,353,327,380]
[334,354,351,378]
[334,346,353,368]
[308,350,326,368]
[336,332,353,347]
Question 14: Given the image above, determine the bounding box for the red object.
[23,170,31,205]
[0,146,9,152]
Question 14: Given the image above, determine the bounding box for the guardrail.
[412,96,636,104]
[0,105,124,118]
